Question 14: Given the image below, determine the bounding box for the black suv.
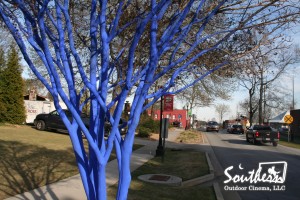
[34,110,127,135]
[228,124,244,134]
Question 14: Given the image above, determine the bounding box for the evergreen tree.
[0,47,6,122]
[0,45,25,124]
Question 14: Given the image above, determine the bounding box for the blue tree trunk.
[117,147,132,200]
[0,0,286,199]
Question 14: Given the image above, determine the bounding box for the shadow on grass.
[0,140,78,200]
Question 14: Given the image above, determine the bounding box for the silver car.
[206,121,219,132]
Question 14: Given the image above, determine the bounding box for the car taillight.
[255,131,259,137]
[277,132,280,139]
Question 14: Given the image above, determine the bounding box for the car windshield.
[253,125,271,130]
[208,121,218,125]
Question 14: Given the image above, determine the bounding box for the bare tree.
[239,98,259,124]
[215,103,230,123]
[177,74,234,111]
[234,26,300,125]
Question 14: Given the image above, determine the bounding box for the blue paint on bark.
[0,0,271,199]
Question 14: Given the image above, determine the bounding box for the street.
[205,129,300,200]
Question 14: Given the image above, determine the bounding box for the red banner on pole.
[164,94,174,111]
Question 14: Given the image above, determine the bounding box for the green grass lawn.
[0,125,143,199]
[279,137,300,149]
[0,125,78,199]
[108,149,216,200]
[0,125,213,200]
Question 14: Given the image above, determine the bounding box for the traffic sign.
[284,115,293,124]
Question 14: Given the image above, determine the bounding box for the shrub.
[137,127,152,138]
[139,117,160,133]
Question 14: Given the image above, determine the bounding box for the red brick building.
[147,109,189,128]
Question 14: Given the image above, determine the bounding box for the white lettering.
[249,185,271,191]
[224,166,233,184]
[224,185,247,191]
[223,162,287,184]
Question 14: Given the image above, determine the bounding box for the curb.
[206,152,214,173]
[181,151,225,200]
[182,174,214,187]
[213,182,224,200]
[181,152,214,187]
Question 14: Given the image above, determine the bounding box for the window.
[253,125,271,130]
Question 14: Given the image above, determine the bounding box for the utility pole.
[259,68,264,125]
[263,85,266,123]
[292,75,295,110]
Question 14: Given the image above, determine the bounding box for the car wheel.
[252,135,257,145]
[36,120,46,131]
[272,141,278,147]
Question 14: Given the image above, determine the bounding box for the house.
[269,110,290,130]
[24,89,66,123]
[269,110,300,140]
[290,109,300,139]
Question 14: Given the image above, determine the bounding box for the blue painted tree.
[0,0,299,199]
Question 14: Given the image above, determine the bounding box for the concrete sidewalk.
[5,129,182,200]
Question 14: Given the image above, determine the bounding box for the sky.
[175,26,300,122]
[177,8,300,122]
[21,33,300,123]
[20,20,300,123]
[189,72,300,122]
[189,52,300,122]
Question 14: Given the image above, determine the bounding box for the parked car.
[206,121,219,132]
[246,125,279,146]
[34,110,89,131]
[228,124,244,134]
[227,125,233,133]
[34,110,127,135]
[278,127,288,135]
[172,121,181,127]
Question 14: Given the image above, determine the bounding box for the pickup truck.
[34,110,126,135]
[246,125,279,146]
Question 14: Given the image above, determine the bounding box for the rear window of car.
[253,125,271,130]
[233,125,242,128]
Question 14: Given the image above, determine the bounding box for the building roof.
[269,110,290,123]
[23,94,49,101]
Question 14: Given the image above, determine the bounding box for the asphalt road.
[205,129,300,200]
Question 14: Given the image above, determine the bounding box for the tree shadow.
[0,140,78,199]
[221,139,254,145]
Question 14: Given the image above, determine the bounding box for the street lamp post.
[156,94,164,156]
[184,104,189,130]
